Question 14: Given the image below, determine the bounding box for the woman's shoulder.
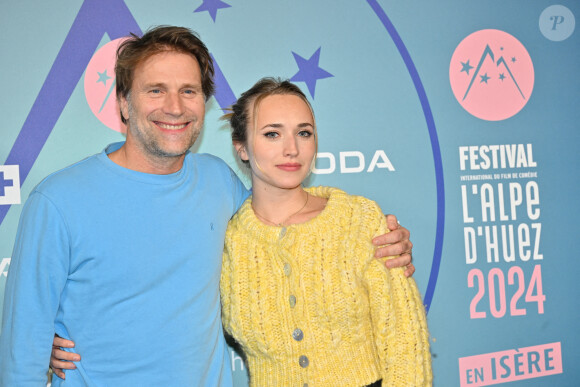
[307,186,384,217]
[226,197,252,232]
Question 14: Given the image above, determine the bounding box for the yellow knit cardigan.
[220,186,432,386]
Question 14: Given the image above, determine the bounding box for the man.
[0,26,414,386]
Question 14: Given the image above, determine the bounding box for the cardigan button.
[279,227,287,238]
[292,328,304,341]
[299,355,309,368]
[289,295,296,308]
[283,263,292,276]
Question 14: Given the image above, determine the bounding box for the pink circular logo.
[449,29,534,121]
[84,38,126,133]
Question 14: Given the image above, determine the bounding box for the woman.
[220,78,431,385]
[50,78,431,386]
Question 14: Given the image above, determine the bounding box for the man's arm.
[0,192,69,385]
[373,214,414,277]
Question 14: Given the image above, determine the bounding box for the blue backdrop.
[1,1,578,385]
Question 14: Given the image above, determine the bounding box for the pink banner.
[458,342,562,386]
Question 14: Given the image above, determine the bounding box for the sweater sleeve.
[0,191,70,385]
[360,203,433,386]
[220,230,233,334]
[220,222,239,339]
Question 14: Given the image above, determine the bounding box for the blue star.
[499,73,506,81]
[480,73,490,83]
[460,60,474,75]
[290,47,333,98]
[194,0,231,22]
[511,57,517,63]
[97,70,112,86]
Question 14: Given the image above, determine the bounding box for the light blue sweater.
[0,142,248,386]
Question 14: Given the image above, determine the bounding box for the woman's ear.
[233,141,249,161]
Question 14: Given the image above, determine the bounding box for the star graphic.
[499,73,506,81]
[290,47,333,98]
[460,60,474,75]
[193,0,231,22]
[97,70,112,86]
[479,73,490,83]
[511,57,517,63]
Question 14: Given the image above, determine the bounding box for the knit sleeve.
[220,226,235,335]
[360,204,433,386]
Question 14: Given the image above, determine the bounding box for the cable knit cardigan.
[220,186,432,386]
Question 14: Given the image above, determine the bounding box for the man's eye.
[150,89,161,94]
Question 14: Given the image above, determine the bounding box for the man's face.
[120,50,205,164]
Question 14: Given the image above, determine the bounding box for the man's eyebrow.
[181,83,202,90]
[143,82,166,88]
[141,82,202,90]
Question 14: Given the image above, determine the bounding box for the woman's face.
[236,93,316,193]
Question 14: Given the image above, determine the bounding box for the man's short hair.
[115,25,215,123]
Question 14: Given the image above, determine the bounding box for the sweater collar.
[234,186,347,241]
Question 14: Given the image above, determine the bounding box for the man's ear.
[119,96,129,122]
[233,141,249,161]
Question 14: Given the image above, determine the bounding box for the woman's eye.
[298,130,313,138]
[264,132,279,138]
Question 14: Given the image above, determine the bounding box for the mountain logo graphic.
[84,38,127,133]
[449,29,534,121]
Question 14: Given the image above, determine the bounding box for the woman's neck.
[251,186,309,227]
[251,185,328,227]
